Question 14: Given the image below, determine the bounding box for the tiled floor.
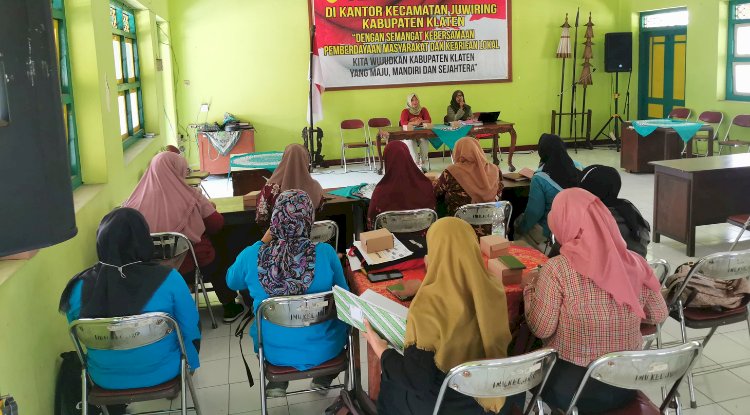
[147,148,750,414]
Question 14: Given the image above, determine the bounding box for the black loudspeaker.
[0,0,78,256]
[604,32,633,73]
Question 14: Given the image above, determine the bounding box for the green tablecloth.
[631,119,705,143]
[229,151,283,172]
[428,125,473,150]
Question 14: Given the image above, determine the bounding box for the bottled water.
[491,202,505,237]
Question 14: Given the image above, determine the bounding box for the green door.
[639,28,688,119]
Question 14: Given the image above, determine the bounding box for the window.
[728,1,750,101]
[52,0,82,188]
[110,1,144,148]
[641,9,689,29]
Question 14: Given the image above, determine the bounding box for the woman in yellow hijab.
[363,217,518,414]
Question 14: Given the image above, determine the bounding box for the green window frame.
[727,1,750,101]
[52,0,82,189]
[110,1,145,149]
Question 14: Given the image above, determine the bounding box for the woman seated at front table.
[434,137,503,236]
[363,217,521,415]
[523,188,668,413]
[445,89,475,122]
[227,190,349,398]
[515,133,580,250]
[256,143,324,229]
[367,141,436,230]
[579,164,651,257]
[59,208,201,392]
[123,151,244,323]
[400,93,432,172]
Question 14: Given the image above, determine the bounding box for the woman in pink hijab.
[523,188,667,413]
[123,151,245,322]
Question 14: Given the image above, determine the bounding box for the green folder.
[499,255,526,270]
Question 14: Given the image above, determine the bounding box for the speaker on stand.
[592,32,633,151]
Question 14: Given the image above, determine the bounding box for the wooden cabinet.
[198,129,255,175]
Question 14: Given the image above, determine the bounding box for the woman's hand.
[363,320,389,358]
[261,229,272,245]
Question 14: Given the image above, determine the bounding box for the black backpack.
[54,352,102,415]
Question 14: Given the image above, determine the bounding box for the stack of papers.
[333,286,408,353]
[353,237,413,266]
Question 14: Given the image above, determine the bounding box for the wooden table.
[621,122,714,173]
[346,245,547,401]
[377,122,518,174]
[652,154,750,256]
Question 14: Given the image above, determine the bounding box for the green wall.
[168,0,624,166]
[0,1,173,413]
[619,0,750,145]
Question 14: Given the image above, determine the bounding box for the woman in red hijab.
[367,141,436,230]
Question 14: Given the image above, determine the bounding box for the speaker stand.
[592,71,627,152]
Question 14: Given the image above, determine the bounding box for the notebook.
[333,286,408,353]
[477,111,501,123]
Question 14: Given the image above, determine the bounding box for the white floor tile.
[200,337,231,362]
[702,335,750,365]
[682,403,733,415]
[229,333,255,358]
[285,378,341,405]
[692,370,750,403]
[718,395,750,415]
[287,397,337,415]
[729,365,750,382]
[723,331,750,350]
[228,382,287,414]
[125,398,172,413]
[173,384,229,415]
[229,356,260,383]
[194,358,230,389]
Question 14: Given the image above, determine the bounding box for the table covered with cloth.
[229,151,283,172]
[345,244,548,401]
[631,119,706,142]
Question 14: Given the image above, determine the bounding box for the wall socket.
[199,103,210,112]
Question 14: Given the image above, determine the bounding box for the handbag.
[663,263,750,310]
[324,389,365,415]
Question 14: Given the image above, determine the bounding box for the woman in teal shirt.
[59,208,201,392]
[227,189,349,398]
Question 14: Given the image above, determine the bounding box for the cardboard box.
[360,228,394,253]
[243,190,260,208]
[487,258,524,285]
[480,235,511,259]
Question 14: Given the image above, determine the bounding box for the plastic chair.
[373,208,438,234]
[728,214,750,251]
[660,248,750,408]
[718,115,750,155]
[340,119,374,172]
[311,220,339,251]
[668,107,692,120]
[151,232,218,329]
[69,312,202,415]
[642,259,671,350]
[565,341,702,415]
[454,201,513,238]
[433,348,558,415]
[367,118,391,164]
[257,291,355,415]
[691,111,724,156]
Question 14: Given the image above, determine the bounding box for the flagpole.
[307,24,316,171]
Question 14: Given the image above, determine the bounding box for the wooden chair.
[718,114,750,155]
[691,111,724,157]
[340,119,374,172]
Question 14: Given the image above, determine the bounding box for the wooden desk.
[346,245,547,401]
[377,122,518,174]
[621,122,714,173]
[652,154,750,256]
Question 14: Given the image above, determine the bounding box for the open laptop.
[477,111,501,123]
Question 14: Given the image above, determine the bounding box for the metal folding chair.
[691,111,724,156]
[565,341,702,415]
[728,214,750,251]
[660,248,750,408]
[311,220,339,251]
[668,108,692,120]
[257,291,355,415]
[367,118,391,165]
[69,312,202,415]
[433,348,558,415]
[151,232,218,329]
[718,114,750,155]
[340,119,374,172]
[373,208,438,234]
[454,201,513,238]
[642,259,671,350]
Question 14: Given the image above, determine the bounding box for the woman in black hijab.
[579,165,651,257]
[60,208,201,391]
[537,133,580,189]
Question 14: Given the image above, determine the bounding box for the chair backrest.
[566,342,702,415]
[311,220,339,251]
[367,118,391,128]
[668,248,750,303]
[698,111,723,124]
[151,232,195,269]
[374,209,438,234]
[733,114,750,128]
[433,349,558,415]
[231,168,272,196]
[648,259,671,285]
[340,119,365,130]
[256,292,338,349]
[70,312,182,353]
[668,108,691,120]
[454,201,513,238]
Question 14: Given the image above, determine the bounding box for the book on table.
[333,286,408,353]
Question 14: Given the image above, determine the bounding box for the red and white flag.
[307,35,324,125]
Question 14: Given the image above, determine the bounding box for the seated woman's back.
[227,190,349,370]
[59,208,200,390]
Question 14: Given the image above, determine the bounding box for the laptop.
[477,111,501,123]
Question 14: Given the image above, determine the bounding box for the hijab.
[267,144,324,209]
[548,188,661,318]
[257,190,317,296]
[368,141,436,225]
[406,217,512,413]
[579,165,651,240]
[122,151,213,243]
[406,93,422,116]
[59,208,170,318]
[537,134,580,189]
[449,90,472,116]
[446,137,501,203]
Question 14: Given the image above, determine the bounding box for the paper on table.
[347,252,363,272]
[333,286,408,353]
[353,237,413,266]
